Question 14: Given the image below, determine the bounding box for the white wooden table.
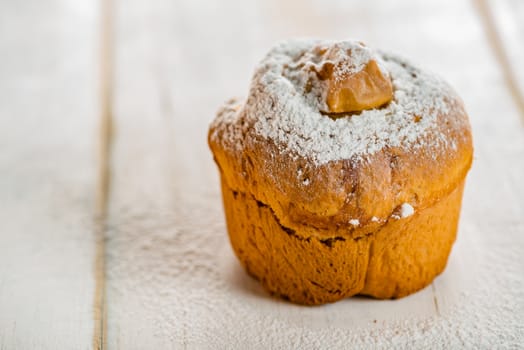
[1,0,523,348]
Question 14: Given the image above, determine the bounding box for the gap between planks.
[431,283,440,317]
[474,0,524,125]
[93,0,114,348]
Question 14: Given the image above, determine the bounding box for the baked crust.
[209,97,472,240]
[208,40,473,304]
[222,179,464,305]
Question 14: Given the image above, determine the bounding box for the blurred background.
[1,0,523,348]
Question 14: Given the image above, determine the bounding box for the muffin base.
[222,179,465,305]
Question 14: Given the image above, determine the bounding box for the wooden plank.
[106,0,524,348]
[0,1,101,349]
[476,0,524,124]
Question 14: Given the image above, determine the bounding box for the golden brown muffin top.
[209,40,473,239]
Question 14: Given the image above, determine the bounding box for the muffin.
[208,40,473,305]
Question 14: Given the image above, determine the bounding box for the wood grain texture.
[93,0,113,348]
[0,1,100,349]
[104,0,524,348]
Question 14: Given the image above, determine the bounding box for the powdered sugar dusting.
[392,203,415,220]
[293,41,376,82]
[211,39,458,165]
[400,203,415,218]
[277,40,386,117]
